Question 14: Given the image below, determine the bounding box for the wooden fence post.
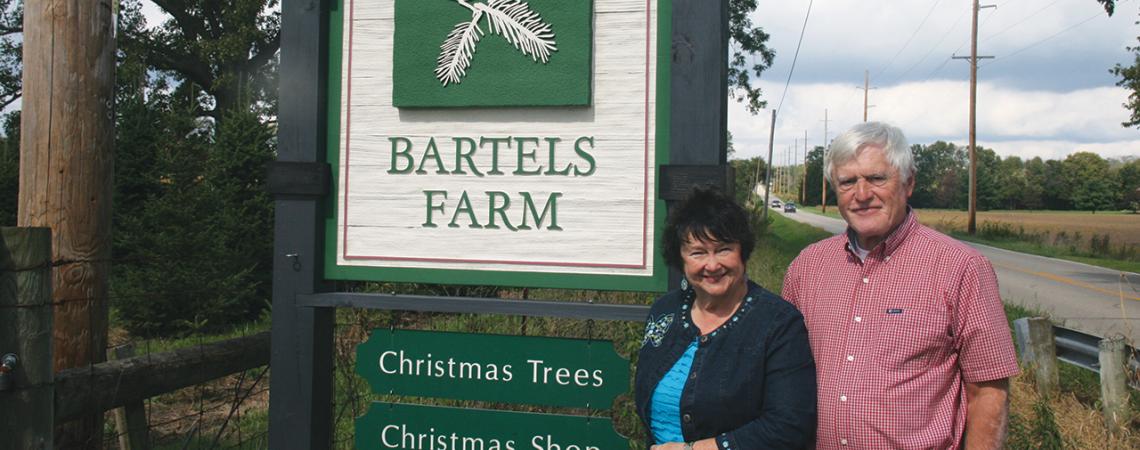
[1012,317,1058,395]
[1098,337,1129,434]
[109,344,150,450]
[0,227,53,449]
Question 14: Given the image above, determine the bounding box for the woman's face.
[680,234,746,302]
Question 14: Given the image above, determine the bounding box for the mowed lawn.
[913,209,1140,247]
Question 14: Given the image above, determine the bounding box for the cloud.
[730,1,1140,164]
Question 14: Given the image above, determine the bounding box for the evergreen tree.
[0,111,16,225]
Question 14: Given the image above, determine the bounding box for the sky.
[730,0,1140,165]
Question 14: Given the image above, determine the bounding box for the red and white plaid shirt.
[783,211,1018,449]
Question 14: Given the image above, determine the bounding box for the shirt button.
[862,277,869,283]
[846,355,854,361]
[689,372,698,380]
[840,395,848,402]
[840,439,848,446]
[682,413,692,423]
[854,316,862,323]
[700,335,709,343]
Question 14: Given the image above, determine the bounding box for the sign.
[325,0,670,291]
[356,403,629,450]
[356,330,629,408]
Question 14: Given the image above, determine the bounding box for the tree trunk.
[19,0,116,447]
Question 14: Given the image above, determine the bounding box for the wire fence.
[89,326,272,450]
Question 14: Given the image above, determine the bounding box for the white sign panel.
[327,0,667,290]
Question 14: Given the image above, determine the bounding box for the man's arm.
[964,378,1010,450]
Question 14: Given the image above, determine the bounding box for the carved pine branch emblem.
[435,0,558,86]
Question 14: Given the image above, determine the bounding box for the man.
[783,122,1018,449]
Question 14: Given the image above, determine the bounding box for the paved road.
[762,192,1140,343]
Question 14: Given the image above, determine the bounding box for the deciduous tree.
[119,0,280,122]
[911,141,965,208]
[1063,151,1119,212]
[729,0,776,114]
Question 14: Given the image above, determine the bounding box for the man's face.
[832,145,914,249]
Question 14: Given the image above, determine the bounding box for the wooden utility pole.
[955,0,994,235]
[864,70,870,122]
[821,109,829,213]
[801,130,807,204]
[19,0,116,446]
[762,110,775,220]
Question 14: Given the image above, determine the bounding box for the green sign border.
[322,0,671,292]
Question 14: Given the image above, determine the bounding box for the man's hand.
[965,378,1010,450]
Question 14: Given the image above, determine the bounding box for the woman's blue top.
[634,280,817,449]
[649,338,699,442]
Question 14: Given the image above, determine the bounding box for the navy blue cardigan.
[634,281,817,449]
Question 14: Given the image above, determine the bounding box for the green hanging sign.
[355,403,629,450]
[356,329,629,409]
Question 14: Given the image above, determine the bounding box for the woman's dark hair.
[662,186,755,270]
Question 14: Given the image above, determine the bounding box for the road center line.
[991,261,1140,302]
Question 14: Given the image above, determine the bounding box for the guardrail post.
[1098,337,1129,434]
[1013,317,1058,395]
[0,227,53,449]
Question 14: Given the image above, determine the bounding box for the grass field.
[915,209,1140,247]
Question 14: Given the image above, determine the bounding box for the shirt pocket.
[873,302,952,373]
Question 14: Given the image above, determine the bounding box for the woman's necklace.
[691,296,743,335]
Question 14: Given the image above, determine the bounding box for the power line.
[873,0,945,81]
[982,11,1104,68]
[891,6,969,85]
[981,0,1062,42]
[775,0,815,116]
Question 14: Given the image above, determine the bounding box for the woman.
[635,187,816,449]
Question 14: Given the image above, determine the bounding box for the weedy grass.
[918,209,1140,273]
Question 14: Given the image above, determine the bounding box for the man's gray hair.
[825,121,916,185]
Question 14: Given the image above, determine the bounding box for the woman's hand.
[651,439,713,450]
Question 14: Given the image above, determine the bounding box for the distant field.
[914,209,1140,247]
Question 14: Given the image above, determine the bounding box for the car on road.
[771,200,782,208]
[783,202,797,213]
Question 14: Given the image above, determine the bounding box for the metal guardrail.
[1051,324,1140,389]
